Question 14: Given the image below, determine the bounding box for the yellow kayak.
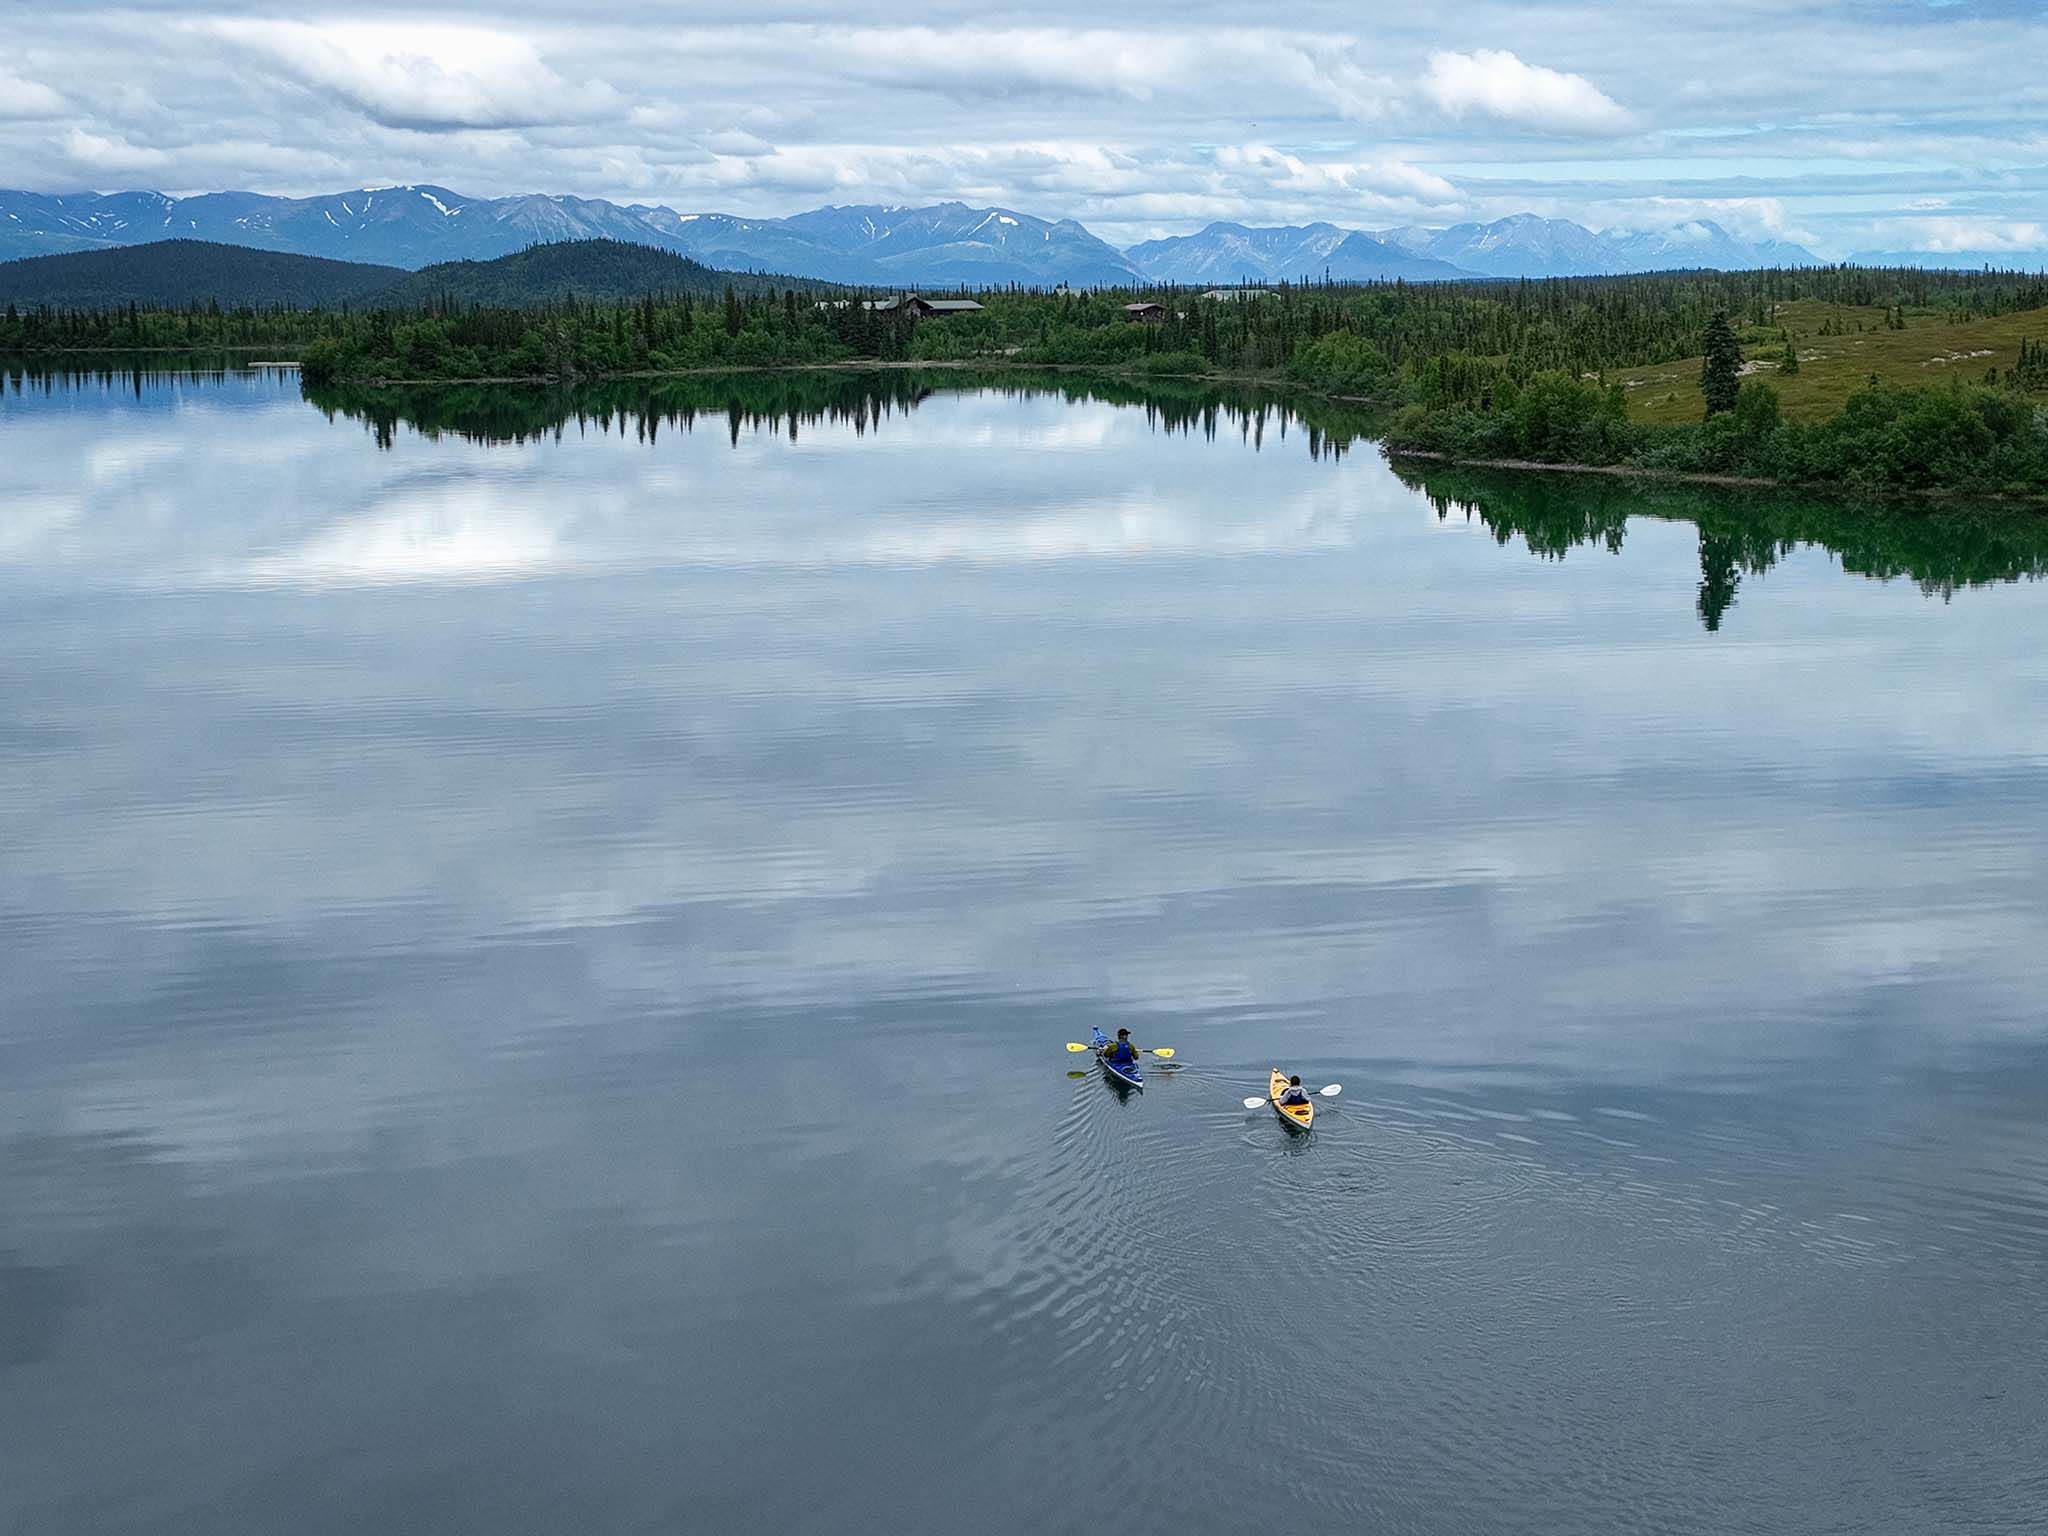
[1270,1069,1313,1131]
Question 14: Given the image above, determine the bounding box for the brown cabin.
[863,294,987,318]
[1122,302,1168,322]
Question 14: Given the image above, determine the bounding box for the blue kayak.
[1092,1028,1144,1090]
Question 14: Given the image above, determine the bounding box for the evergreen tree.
[1699,310,1742,417]
[1780,341,1800,376]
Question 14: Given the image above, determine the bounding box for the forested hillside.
[0,240,402,309]
[0,238,826,316]
[377,240,824,307]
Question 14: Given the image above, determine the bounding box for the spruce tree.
[1780,341,1800,376]
[1700,310,1742,417]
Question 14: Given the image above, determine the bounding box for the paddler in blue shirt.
[1277,1075,1311,1106]
[1103,1029,1141,1070]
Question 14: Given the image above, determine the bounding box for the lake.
[3,364,2045,1534]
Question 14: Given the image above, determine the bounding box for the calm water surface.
[3,368,2046,1534]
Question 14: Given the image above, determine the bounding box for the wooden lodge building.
[812,294,986,318]
[866,294,986,317]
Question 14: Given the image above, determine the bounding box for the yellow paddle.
[1065,1042,1174,1058]
[1242,1084,1342,1109]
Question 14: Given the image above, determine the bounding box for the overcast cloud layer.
[3,0,2045,256]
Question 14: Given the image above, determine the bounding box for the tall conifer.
[1700,310,1742,416]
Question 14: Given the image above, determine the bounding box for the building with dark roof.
[863,294,986,317]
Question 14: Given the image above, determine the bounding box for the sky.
[2,0,2045,256]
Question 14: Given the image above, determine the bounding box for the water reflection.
[297,367,1389,462]
[1394,460,2048,631]
[0,367,1397,589]
[4,365,2047,1534]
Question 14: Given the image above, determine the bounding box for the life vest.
[1279,1084,1309,1105]
[1108,1039,1138,1065]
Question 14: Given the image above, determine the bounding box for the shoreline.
[6,346,1327,396]
[1382,449,1777,490]
[1381,448,2048,506]
[12,346,2044,506]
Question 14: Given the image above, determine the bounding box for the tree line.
[4,261,2044,493]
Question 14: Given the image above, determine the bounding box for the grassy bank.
[1621,298,2048,423]
[1385,370,2048,498]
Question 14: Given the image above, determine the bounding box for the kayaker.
[1277,1075,1311,1107]
[1103,1029,1141,1069]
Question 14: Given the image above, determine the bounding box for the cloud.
[201,20,619,131]
[1212,144,1460,206]
[1865,217,2048,253]
[61,128,171,173]
[1423,48,1633,135]
[1606,195,1817,246]
[649,25,1399,123]
[699,128,775,158]
[1,3,2046,255]
[0,68,65,120]
[812,26,1195,101]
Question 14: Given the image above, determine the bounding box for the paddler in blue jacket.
[1277,1075,1311,1106]
[1103,1029,1141,1070]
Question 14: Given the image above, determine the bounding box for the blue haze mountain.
[0,187,1140,285]
[1373,213,1818,277]
[0,185,1826,284]
[1848,248,2048,271]
[1121,222,1476,282]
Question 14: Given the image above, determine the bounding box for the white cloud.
[61,128,171,173]
[1607,196,1816,245]
[1423,48,1633,135]
[815,26,1195,101]
[1,3,2045,255]
[1866,217,2048,253]
[653,25,1399,123]
[1211,144,1459,206]
[200,20,619,131]
[699,128,775,158]
[0,68,65,120]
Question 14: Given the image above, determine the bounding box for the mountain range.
[0,183,1841,286]
[1374,213,1821,279]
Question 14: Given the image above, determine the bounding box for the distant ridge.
[1849,249,2048,273]
[1372,213,1819,278]
[379,240,825,306]
[1123,222,1477,283]
[0,184,1855,286]
[0,186,1140,286]
[0,238,834,311]
[0,240,401,309]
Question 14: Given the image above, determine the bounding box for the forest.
[0,238,823,314]
[3,257,2045,494]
